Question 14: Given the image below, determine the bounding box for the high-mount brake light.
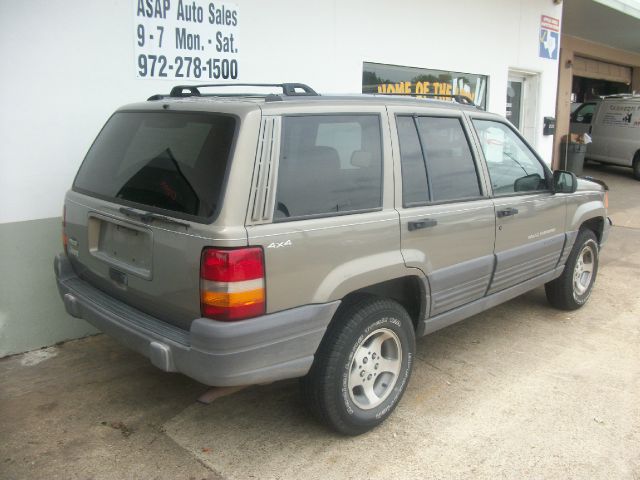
[200,247,265,321]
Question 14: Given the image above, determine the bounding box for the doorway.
[507,71,540,146]
[507,77,524,129]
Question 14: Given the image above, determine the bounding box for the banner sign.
[134,0,240,80]
[539,15,559,60]
[362,62,488,109]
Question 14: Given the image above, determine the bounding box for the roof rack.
[147,83,318,101]
[600,93,640,100]
[372,92,481,108]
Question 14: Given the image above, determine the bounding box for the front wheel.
[301,297,415,435]
[545,229,599,310]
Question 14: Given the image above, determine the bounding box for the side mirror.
[553,170,577,194]
[514,173,544,192]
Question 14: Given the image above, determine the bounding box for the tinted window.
[74,112,235,219]
[397,116,429,206]
[316,122,363,169]
[416,117,480,201]
[473,120,548,195]
[275,115,382,220]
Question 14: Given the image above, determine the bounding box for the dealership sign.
[363,62,488,109]
[134,0,240,80]
[539,15,559,60]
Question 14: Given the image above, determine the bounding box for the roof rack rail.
[147,83,318,101]
[372,92,481,109]
[600,93,640,99]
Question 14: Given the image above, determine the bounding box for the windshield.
[74,111,236,220]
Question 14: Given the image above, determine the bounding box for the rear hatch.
[64,107,250,330]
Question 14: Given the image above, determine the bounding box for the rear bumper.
[54,254,339,386]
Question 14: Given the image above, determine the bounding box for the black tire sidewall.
[633,154,640,180]
[334,302,415,430]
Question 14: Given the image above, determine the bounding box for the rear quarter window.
[274,115,383,220]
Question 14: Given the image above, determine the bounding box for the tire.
[301,297,415,435]
[633,152,640,181]
[545,229,599,310]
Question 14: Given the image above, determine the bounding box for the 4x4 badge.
[267,239,292,249]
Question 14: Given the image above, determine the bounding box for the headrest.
[300,146,340,169]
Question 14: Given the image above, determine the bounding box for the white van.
[585,95,640,180]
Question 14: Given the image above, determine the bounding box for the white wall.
[0,0,562,225]
[0,0,562,355]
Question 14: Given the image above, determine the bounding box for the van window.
[73,112,236,220]
[572,103,596,124]
[473,119,548,195]
[275,115,382,220]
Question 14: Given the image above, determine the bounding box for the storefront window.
[363,62,488,109]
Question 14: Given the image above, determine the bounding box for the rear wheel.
[545,229,599,310]
[301,297,415,435]
[633,152,640,180]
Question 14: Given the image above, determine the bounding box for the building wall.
[0,0,562,356]
[554,34,640,168]
[0,219,99,357]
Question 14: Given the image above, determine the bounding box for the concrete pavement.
[1,164,639,480]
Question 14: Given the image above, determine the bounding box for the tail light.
[62,205,68,254]
[604,191,609,209]
[200,247,265,321]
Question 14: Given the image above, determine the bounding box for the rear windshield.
[74,112,236,220]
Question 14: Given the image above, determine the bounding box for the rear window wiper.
[119,207,190,229]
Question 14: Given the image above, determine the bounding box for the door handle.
[408,218,438,231]
[496,207,519,218]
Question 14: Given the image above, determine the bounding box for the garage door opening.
[572,75,631,103]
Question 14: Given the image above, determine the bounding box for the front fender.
[567,195,606,232]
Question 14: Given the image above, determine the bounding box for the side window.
[415,117,481,202]
[573,103,596,124]
[473,119,548,195]
[397,116,429,206]
[275,115,382,220]
[397,115,481,206]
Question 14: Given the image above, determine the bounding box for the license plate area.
[88,214,153,280]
